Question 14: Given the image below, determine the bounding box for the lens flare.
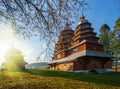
[0,21,32,65]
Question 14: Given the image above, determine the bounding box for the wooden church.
[48,16,113,73]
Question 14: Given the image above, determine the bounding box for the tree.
[110,17,120,71]
[0,0,90,61]
[99,24,110,52]
[0,0,89,42]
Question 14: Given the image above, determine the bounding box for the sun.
[0,21,32,65]
[0,38,24,64]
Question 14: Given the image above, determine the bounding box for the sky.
[85,0,120,33]
[0,0,120,65]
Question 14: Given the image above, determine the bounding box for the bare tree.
[0,0,89,61]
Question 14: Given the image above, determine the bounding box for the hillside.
[0,69,120,89]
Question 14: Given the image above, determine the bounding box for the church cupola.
[80,15,85,20]
[53,23,74,60]
[54,23,74,53]
[63,22,72,30]
[73,16,98,46]
[79,15,89,24]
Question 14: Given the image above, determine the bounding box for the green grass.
[0,69,120,89]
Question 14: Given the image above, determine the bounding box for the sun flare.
[0,21,32,64]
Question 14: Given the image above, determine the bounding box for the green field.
[0,69,120,89]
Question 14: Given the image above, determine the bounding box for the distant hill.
[25,62,49,69]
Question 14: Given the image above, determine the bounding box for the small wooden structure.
[2,47,27,71]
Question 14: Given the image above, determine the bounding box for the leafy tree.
[110,17,120,71]
[99,24,110,52]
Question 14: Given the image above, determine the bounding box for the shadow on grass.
[23,69,120,86]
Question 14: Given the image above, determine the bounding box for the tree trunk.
[115,59,118,72]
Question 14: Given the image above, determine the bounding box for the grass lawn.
[0,69,120,89]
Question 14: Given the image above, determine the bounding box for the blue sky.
[25,0,120,63]
[0,0,119,65]
[86,0,120,33]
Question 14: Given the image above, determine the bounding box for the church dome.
[78,15,89,24]
[63,22,72,30]
[5,48,22,56]
[4,47,24,62]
